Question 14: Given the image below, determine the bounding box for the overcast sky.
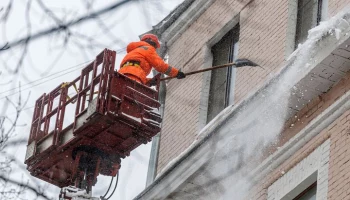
[0,0,183,199]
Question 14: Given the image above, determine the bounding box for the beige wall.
[157,2,350,194]
[158,0,245,173]
[236,0,289,103]
[158,0,291,174]
[329,0,350,17]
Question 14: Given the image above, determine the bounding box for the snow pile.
[61,186,99,200]
[155,8,350,200]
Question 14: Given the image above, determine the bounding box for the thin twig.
[0,175,52,200]
[0,0,137,53]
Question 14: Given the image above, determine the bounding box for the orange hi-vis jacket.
[118,41,179,84]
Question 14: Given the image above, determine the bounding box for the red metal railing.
[29,85,63,145]
[25,48,162,190]
[28,49,116,147]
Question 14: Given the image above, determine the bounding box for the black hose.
[101,176,114,199]
[106,172,119,200]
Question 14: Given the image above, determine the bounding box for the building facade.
[137,0,350,199]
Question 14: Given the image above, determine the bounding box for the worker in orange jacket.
[118,34,185,85]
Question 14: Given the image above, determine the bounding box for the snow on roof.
[135,7,350,200]
[151,0,196,37]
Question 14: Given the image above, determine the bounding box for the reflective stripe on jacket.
[118,41,179,84]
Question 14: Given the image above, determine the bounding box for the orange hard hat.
[141,34,161,48]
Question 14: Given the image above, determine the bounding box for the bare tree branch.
[0,0,137,53]
[0,151,44,189]
[0,82,44,199]
[3,139,27,148]
[0,43,10,51]
[80,0,127,46]
[0,1,12,22]
[0,175,52,200]
[0,84,29,151]
[37,0,65,26]
[13,0,33,73]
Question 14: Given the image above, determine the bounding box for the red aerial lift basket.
[24,49,162,189]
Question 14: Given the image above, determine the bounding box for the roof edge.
[151,0,196,36]
[148,0,216,58]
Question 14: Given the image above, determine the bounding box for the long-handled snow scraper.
[159,59,262,81]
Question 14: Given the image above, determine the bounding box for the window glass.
[227,35,239,105]
[295,0,322,46]
[293,183,317,200]
[207,25,239,122]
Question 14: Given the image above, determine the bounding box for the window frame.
[225,28,239,107]
[207,24,240,123]
[266,138,331,200]
[292,181,317,200]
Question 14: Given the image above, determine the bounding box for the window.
[267,141,330,200]
[207,24,239,122]
[295,0,323,46]
[280,172,318,200]
[293,182,317,200]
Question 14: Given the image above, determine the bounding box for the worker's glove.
[147,77,158,86]
[176,71,186,79]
